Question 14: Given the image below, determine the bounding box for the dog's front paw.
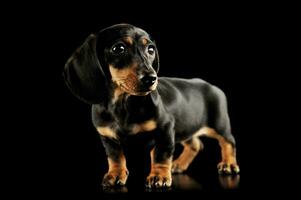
[146,171,172,188]
[217,162,240,174]
[102,169,129,187]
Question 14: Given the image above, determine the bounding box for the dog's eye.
[112,43,125,54]
[147,45,155,55]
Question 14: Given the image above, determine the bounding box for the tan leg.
[198,127,240,174]
[102,153,129,186]
[97,126,129,186]
[217,138,240,174]
[172,137,203,173]
[146,149,172,188]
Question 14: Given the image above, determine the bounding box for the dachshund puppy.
[63,24,240,188]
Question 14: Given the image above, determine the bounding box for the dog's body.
[64,24,239,188]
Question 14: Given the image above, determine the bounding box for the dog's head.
[63,24,160,104]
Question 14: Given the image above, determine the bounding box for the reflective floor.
[100,173,240,193]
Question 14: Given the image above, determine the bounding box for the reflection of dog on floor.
[63,24,240,188]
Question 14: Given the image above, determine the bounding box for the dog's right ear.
[63,34,107,104]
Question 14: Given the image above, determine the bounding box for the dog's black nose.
[141,74,157,87]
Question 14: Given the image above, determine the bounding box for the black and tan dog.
[63,24,239,188]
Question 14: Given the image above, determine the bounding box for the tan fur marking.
[112,86,125,103]
[141,37,148,46]
[146,148,172,186]
[150,150,172,177]
[103,152,128,186]
[132,119,157,134]
[193,127,217,137]
[108,153,127,172]
[123,37,133,45]
[172,137,202,173]
[97,127,118,140]
[109,64,137,82]
[150,161,172,176]
[109,64,140,94]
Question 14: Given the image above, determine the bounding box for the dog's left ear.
[63,34,107,104]
[153,43,160,73]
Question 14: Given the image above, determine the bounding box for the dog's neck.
[106,84,158,125]
[109,89,151,108]
[111,86,126,104]
[108,82,154,104]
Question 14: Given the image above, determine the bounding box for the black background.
[4,2,295,198]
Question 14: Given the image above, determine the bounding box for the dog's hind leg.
[172,137,204,173]
[199,127,240,174]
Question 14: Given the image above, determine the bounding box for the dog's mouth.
[110,69,158,96]
[120,81,157,96]
[109,64,158,96]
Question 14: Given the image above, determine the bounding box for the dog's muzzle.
[140,74,157,88]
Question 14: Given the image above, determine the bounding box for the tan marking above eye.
[131,119,157,134]
[123,37,133,45]
[141,37,149,46]
[97,126,118,140]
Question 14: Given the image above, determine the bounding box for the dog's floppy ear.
[153,43,160,73]
[63,34,107,104]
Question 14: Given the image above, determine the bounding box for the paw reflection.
[102,186,128,193]
[218,174,240,189]
[145,174,202,192]
[145,187,172,192]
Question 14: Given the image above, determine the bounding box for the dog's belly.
[174,120,206,142]
[175,125,215,143]
[175,129,199,142]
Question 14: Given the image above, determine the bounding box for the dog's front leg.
[146,122,175,188]
[100,136,128,187]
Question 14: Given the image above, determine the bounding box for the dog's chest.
[110,96,157,135]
